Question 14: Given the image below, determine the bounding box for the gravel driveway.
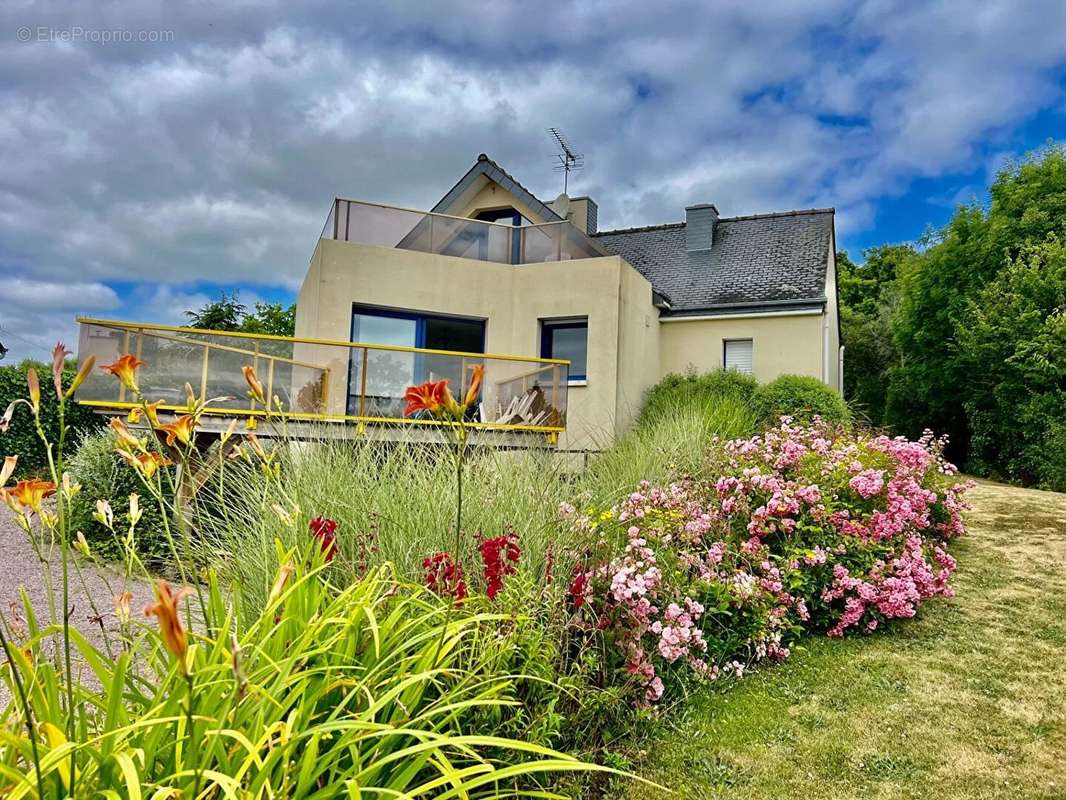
[0,512,155,707]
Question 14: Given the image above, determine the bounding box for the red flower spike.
[568,570,588,609]
[423,551,466,603]
[478,530,521,600]
[309,516,338,561]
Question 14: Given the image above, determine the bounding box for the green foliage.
[240,301,296,336]
[837,246,911,426]
[186,290,296,336]
[956,237,1066,490]
[0,360,103,475]
[2,559,615,796]
[591,396,757,496]
[752,374,850,427]
[887,144,1066,456]
[185,289,245,330]
[639,369,758,427]
[67,430,173,563]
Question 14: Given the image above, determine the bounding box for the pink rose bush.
[566,418,973,704]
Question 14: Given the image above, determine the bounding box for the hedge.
[0,359,105,475]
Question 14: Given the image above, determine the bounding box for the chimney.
[550,194,599,234]
[685,203,718,251]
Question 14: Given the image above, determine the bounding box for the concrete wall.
[658,311,825,384]
[294,238,659,449]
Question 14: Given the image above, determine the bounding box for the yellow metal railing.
[75,318,570,436]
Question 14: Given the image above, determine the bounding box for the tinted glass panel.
[424,316,484,353]
[543,322,587,378]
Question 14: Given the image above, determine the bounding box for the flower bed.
[564,419,973,703]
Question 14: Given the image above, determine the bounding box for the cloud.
[1,0,1065,350]
[0,278,119,311]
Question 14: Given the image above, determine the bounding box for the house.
[293,153,842,449]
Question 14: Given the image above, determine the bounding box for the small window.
[723,339,753,374]
[541,319,588,381]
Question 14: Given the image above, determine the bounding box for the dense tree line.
[839,145,1066,491]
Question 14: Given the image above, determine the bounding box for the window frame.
[351,303,486,353]
[540,317,589,382]
[722,337,754,375]
[348,304,487,414]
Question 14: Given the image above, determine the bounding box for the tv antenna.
[547,127,583,194]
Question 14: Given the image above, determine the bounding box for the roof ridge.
[592,221,685,237]
[719,207,835,222]
[593,208,835,236]
[475,153,558,215]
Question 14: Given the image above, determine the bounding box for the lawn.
[620,480,1066,799]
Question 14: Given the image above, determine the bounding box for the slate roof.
[593,209,834,316]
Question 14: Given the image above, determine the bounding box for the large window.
[723,338,753,374]
[541,318,588,381]
[348,305,485,415]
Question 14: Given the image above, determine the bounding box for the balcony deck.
[75,318,570,445]
[321,198,605,264]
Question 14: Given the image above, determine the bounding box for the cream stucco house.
[293,154,842,449]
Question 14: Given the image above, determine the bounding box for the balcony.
[75,319,570,442]
[321,198,605,265]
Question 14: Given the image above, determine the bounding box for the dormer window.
[474,207,526,262]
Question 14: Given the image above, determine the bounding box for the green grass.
[614,481,1066,799]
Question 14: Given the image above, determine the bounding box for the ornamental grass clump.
[564,417,973,705]
[0,352,622,797]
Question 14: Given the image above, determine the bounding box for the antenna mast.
[547,127,583,194]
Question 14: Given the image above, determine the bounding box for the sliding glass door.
[347,305,486,417]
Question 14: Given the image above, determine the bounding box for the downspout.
[839,344,845,396]
[822,312,830,385]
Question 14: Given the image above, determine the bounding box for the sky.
[2,0,1066,361]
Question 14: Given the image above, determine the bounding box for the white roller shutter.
[724,339,753,374]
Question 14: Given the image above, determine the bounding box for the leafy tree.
[186,291,296,336]
[185,291,246,331]
[837,246,910,425]
[887,144,1066,458]
[956,236,1066,489]
[241,302,296,337]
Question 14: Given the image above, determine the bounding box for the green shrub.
[0,359,104,474]
[68,429,173,564]
[639,369,759,426]
[752,374,849,427]
[586,396,757,502]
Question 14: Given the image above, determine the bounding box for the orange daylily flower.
[157,414,197,447]
[403,379,450,418]
[114,591,133,624]
[100,354,146,392]
[267,561,295,606]
[27,368,40,413]
[117,450,173,478]
[464,364,485,410]
[2,478,57,515]
[127,407,143,424]
[0,455,17,487]
[65,355,95,398]
[51,343,70,400]
[143,400,163,427]
[110,417,143,452]
[242,365,265,404]
[144,579,195,673]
